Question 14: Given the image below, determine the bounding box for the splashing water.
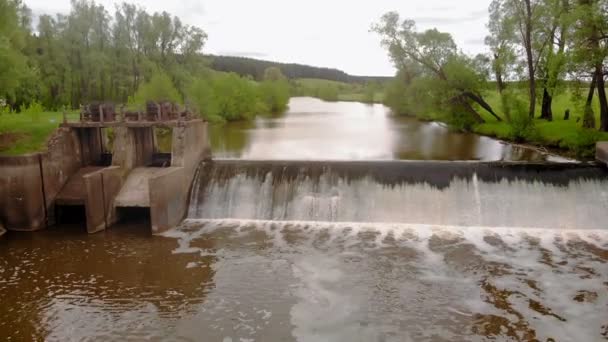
[161,219,608,341]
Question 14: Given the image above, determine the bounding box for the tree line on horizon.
[210,55,391,84]
[373,0,608,134]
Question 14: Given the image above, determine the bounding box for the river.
[209,97,569,162]
[1,97,606,341]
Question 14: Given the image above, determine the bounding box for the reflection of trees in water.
[503,146,545,162]
[389,116,485,160]
[209,122,255,158]
[388,115,549,161]
[0,224,217,340]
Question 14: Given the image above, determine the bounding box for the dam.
[0,98,607,341]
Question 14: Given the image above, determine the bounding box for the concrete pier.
[597,142,608,166]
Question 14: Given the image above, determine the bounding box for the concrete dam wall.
[0,114,210,234]
[1,111,607,234]
[0,128,83,230]
[188,160,608,229]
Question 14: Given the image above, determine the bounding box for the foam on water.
[163,219,608,341]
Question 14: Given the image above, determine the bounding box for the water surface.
[1,221,606,341]
[210,97,568,161]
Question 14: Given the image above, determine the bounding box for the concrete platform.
[114,167,167,207]
[597,142,608,166]
[62,119,203,129]
[56,167,107,205]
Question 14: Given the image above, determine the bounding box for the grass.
[473,89,608,158]
[0,111,79,155]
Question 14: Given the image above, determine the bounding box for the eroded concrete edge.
[597,142,608,166]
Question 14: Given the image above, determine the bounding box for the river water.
[1,98,607,341]
[209,97,569,162]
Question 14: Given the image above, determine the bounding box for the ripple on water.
[0,221,606,341]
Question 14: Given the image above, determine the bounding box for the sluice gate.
[0,102,210,233]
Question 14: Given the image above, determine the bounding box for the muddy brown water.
[1,221,606,341]
[1,97,606,341]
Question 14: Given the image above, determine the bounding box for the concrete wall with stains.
[0,128,81,231]
[148,121,210,233]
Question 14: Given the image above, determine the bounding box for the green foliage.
[0,0,30,104]
[263,67,285,82]
[259,80,289,113]
[0,110,79,155]
[19,100,44,122]
[363,83,377,103]
[373,13,499,126]
[508,105,538,142]
[130,71,182,107]
[1,0,208,110]
[562,128,604,158]
[259,67,290,113]
[186,72,271,123]
[316,84,339,102]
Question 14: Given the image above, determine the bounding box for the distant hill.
[208,55,390,84]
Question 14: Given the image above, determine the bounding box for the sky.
[26,0,493,77]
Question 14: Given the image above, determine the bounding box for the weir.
[1,102,608,234]
[188,159,608,229]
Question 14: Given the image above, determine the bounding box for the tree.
[260,67,289,112]
[372,12,501,126]
[130,70,181,106]
[0,0,31,107]
[263,67,285,82]
[490,0,548,118]
[570,0,608,131]
[538,0,571,121]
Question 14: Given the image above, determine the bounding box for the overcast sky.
[26,0,492,76]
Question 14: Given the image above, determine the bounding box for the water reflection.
[210,97,565,161]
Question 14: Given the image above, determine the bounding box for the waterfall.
[187,160,608,229]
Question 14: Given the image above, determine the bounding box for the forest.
[210,55,390,84]
[0,0,289,123]
[373,0,608,155]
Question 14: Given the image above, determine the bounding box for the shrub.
[259,80,289,113]
[130,71,182,107]
[502,90,538,141]
[186,72,270,123]
[19,100,44,122]
[562,129,602,158]
[316,85,339,101]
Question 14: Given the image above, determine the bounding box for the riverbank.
[472,90,608,159]
[0,111,79,155]
[3,97,606,161]
[474,120,608,159]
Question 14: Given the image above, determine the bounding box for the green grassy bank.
[0,111,79,155]
[473,90,608,158]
